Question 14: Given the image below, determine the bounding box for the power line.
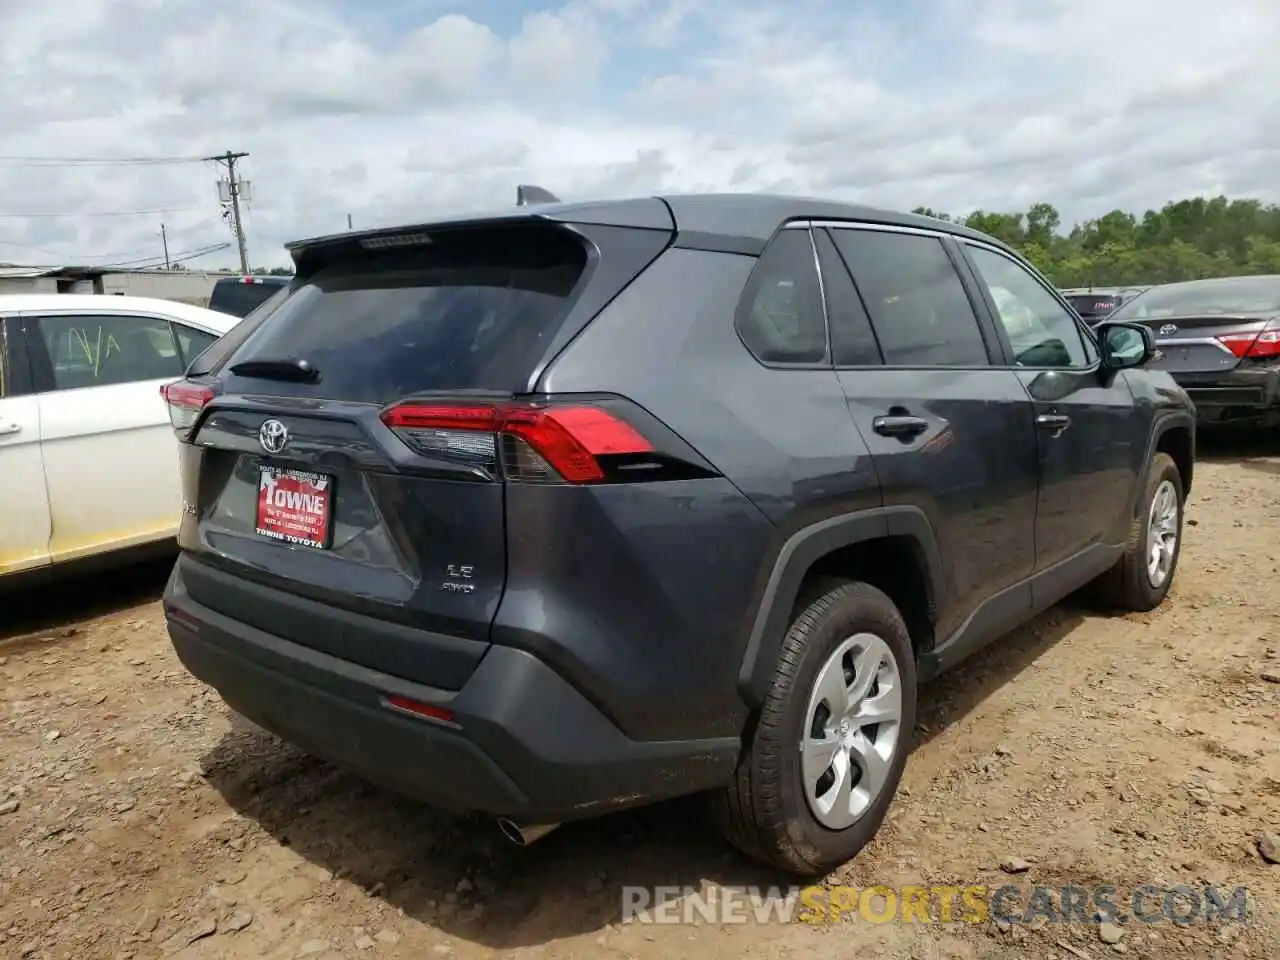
[0,205,204,219]
[0,239,72,260]
[95,241,232,270]
[1,243,162,262]
[0,239,158,262]
[0,217,227,264]
[0,241,227,270]
[0,154,209,167]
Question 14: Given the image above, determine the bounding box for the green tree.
[912,206,954,223]
[963,211,1025,247]
[1024,203,1060,248]
[1245,236,1280,274]
[918,194,1280,288]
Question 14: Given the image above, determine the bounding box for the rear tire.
[1090,452,1184,611]
[711,581,916,876]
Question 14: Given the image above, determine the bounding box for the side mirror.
[1096,321,1154,370]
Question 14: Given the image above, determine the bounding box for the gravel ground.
[2,437,1279,960]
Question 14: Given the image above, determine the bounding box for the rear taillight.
[1217,321,1280,359]
[160,380,215,432]
[380,401,654,483]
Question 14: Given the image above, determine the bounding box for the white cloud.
[508,4,608,89]
[0,0,1275,269]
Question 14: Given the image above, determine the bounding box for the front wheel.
[1091,452,1184,611]
[710,581,916,876]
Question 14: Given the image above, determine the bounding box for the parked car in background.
[160,194,1193,876]
[208,275,291,318]
[0,295,240,588]
[1061,288,1128,324]
[1106,275,1280,427]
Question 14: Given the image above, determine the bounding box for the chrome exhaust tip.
[497,819,560,846]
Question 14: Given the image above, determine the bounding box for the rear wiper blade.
[228,357,320,383]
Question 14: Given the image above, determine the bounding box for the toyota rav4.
[161,194,1195,875]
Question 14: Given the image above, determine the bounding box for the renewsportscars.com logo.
[620,883,1251,926]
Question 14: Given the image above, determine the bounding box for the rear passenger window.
[736,229,828,365]
[830,229,990,367]
[36,314,185,390]
[814,229,882,366]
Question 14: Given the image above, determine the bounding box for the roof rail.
[516,185,561,206]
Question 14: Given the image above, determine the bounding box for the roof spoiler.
[516,184,561,206]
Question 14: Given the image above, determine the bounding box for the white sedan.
[0,294,241,584]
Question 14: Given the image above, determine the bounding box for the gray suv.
[161,194,1195,875]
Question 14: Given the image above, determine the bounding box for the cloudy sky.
[1,0,1276,270]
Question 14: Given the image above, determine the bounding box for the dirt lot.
[2,440,1279,960]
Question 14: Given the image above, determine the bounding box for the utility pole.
[160,222,170,270]
[205,150,250,274]
[347,213,353,230]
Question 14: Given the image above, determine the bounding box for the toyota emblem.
[259,419,289,454]
[1159,324,1178,336]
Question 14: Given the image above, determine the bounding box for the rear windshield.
[1110,277,1280,320]
[219,225,587,402]
[209,279,289,318]
[1066,295,1120,316]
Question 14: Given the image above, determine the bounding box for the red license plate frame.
[254,464,334,550]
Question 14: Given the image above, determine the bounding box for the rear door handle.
[0,422,21,436]
[1036,413,1070,435]
[872,415,929,438]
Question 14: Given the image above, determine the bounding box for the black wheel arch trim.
[736,505,944,708]
[1133,411,1195,517]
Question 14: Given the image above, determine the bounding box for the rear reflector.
[166,606,203,634]
[384,694,455,725]
[160,380,216,431]
[1217,321,1280,359]
[381,401,654,483]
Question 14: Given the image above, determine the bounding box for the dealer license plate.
[254,465,334,549]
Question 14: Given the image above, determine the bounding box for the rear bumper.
[1172,366,1280,423]
[163,559,740,822]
